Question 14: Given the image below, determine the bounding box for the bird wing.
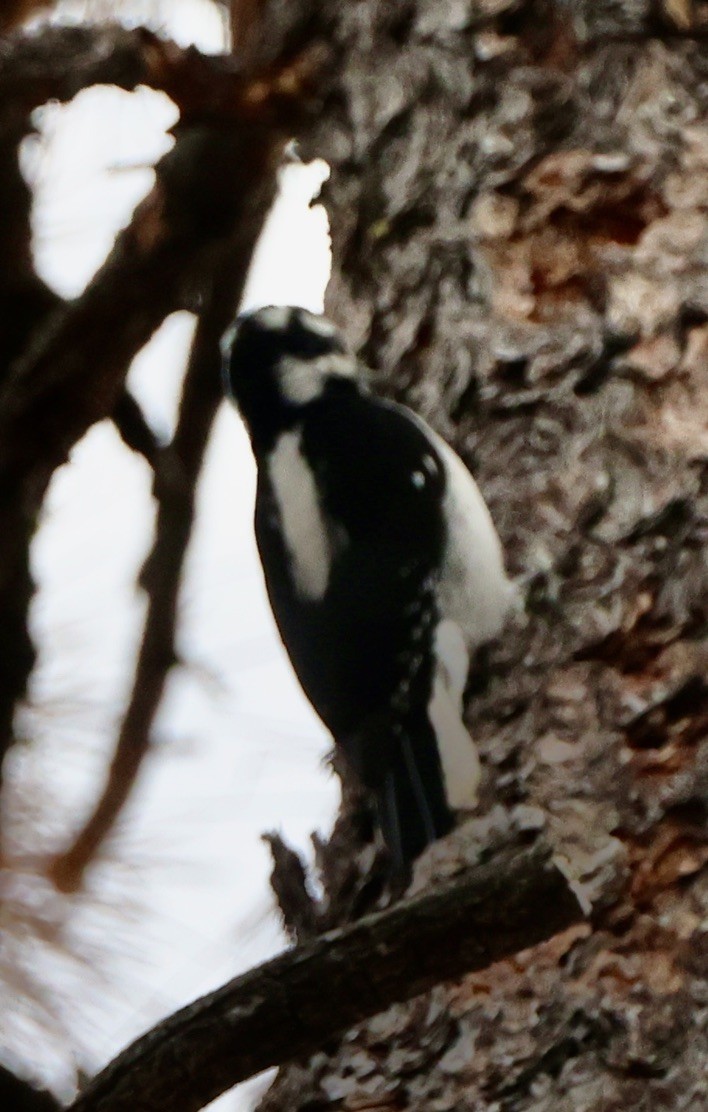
[254,387,446,744]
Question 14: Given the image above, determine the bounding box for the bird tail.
[375,715,454,880]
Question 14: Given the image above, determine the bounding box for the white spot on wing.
[411,470,425,489]
[268,429,335,599]
[422,453,438,476]
[386,398,516,648]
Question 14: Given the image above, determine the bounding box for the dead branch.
[111,390,161,468]
[68,842,584,1112]
[0,22,329,132]
[0,12,331,780]
[48,267,240,891]
[47,350,213,889]
[0,126,59,775]
[0,116,283,780]
[0,120,282,478]
[0,18,329,479]
[0,24,177,135]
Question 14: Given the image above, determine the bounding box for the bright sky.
[2,4,337,1109]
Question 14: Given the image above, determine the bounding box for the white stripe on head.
[256,305,292,330]
[278,356,326,405]
[220,319,239,360]
[296,310,340,339]
[278,353,360,406]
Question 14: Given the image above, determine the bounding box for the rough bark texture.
[1,1,706,1107]
[68,845,583,1112]
[259,2,708,1109]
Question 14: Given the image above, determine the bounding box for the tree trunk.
[260,2,708,1108]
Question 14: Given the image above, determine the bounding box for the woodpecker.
[222,306,515,875]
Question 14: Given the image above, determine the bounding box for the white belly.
[427,429,517,648]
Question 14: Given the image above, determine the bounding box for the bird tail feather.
[376,717,454,880]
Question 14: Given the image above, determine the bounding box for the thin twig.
[0,23,329,133]
[0,118,281,797]
[49,244,267,892]
[111,390,161,467]
[0,126,60,776]
[48,331,219,892]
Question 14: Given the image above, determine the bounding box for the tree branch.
[0,116,282,778]
[228,0,265,56]
[111,390,161,468]
[48,341,217,892]
[48,231,271,891]
[0,22,327,510]
[68,842,584,1112]
[0,1,54,35]
[0,17,329,779]
[0,127,59,775]
[0,23,329,131]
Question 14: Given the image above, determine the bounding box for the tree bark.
[0,3,705,1109]
[259,1,708,1109]
[69,844,583,1112]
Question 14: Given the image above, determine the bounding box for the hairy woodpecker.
[222,306,515,875]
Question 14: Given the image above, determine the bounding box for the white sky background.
[2,3,338,1108]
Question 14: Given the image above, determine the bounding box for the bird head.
[222,306,362,448]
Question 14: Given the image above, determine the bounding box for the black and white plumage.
[222,305,515,875]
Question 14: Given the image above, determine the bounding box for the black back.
[255,382,447,757]
[225,306,456,871]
